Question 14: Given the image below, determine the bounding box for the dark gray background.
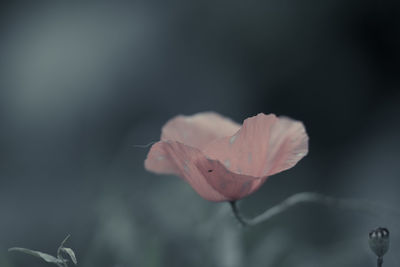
[1,1,400,267]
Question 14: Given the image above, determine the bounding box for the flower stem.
[229,201,249,227]
[229,192,400,227]
[57,235,71,267]
[377,256,383,267]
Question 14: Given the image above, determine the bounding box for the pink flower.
[145,112,308,202]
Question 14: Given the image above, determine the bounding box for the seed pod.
[369,227,389,257]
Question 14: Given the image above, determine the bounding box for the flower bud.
[369,227,389,257]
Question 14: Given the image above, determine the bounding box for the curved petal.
[161,112,240,150]
[263,116,309,175]
[203,113,308,178]
[144,141,180,175]
[145,141,261,201]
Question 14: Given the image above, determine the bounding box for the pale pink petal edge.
[160,112,241,150]
[145,141,263,201]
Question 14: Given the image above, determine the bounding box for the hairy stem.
[230,192,400,227]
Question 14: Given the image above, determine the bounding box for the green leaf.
[8,247,66,264]
[61,248,77,265]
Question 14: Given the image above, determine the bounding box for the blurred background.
[1,1,400,266]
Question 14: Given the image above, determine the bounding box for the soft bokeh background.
[1,1,400,267]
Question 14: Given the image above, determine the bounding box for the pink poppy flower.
[145,112,308,202]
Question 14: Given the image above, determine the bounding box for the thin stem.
[57,234,70,258]
[229,201,249,227]
[377,256,383,267]
[229,192,400,227]
[57,234,71,267]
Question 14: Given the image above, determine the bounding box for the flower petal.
[161,112,240,150]
[145,141,261,201]
[203,113,308,178]
[144,141,180,175]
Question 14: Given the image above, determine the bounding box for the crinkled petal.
[145,141,261,201]
[161,112,240,150]
[203,113,308,178]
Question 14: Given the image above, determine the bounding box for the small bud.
[369,227,389,257]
